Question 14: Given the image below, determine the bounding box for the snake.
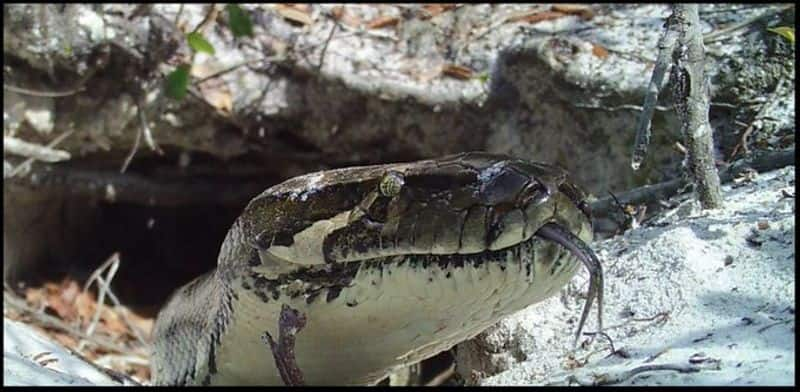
[149,152,603,385]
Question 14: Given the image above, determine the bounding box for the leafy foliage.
[768,26,795,44]
[187,32,216,55]
[227,4,254,38]
[165,64,191,100]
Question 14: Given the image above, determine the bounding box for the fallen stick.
[4,137,71,162]
[591,148,795,216]
[548,361,720,386]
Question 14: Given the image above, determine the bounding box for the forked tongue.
[535,223,603,348]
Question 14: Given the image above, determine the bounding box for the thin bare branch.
[591,148,794,216]
[7,130,74,178]
[173,4,184,26]
[631,13,679,170]
[193,57,280,86]
[317,18,339,71]
[4,83,86,97]
[757,317,794,333]
[670,4,723,209]
[120,118,143,173]
[81,253,149,349]
[4,137,71,162]
[81,254,121,348]
[192,3,219,34]
[558,362,720,386]
[137,97,163,155]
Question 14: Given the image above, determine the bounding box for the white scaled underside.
[212,240,580,385]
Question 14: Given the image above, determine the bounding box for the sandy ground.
[3,166,795,386]
[484,166,795,386]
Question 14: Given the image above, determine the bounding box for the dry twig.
[4,137,71,162]
[119,97,163,174]
[3,83,86,98]
[317,18,339,71]
[630,11,678,170]
[80,254,121,352]
[81,253,149,350]
[7,130,74,178]
[757,318,794,333]
[591,147,793,217]
[560,362,720,386]
[137,97,162,155]
[192,4,220,34]
[193,58,277,86]
[173,3,185,26]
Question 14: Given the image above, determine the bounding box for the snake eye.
[379,171,404,197]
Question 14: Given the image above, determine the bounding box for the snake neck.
[150,271,235,385]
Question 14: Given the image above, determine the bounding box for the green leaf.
[187,32,215,55]
[226,4,253,38]
[767,26,795,44]
[165,64,191,100]
[475,72,490,84]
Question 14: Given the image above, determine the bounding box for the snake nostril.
[517,180,550,207]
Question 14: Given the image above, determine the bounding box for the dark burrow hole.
[5,189,249,316]
[3,153,280,316]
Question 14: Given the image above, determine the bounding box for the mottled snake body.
[150,152,603,385]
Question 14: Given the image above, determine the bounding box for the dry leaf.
[203,88,234,114]
[25,286,44,306]
[82,349,100,362]
[75,291,97,325]
[59,279,80,304]
[330,5,345,20]
[367,15,400,29]
[131,364,151,382]
[194,65,235,114]
[46,279,81,321]
[51,332,78,349]
[551,4,594,19]
[442,64,473,80]
[592,43,609,59]
[417,64,444,84]
[276,4,313,26]
[332,7,362,28]
[421,4,457,19]
[101,308,129,337]
[125,311,155,337]
[509,10,567,24]
[286,3,310,13]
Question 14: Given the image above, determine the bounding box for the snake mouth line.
[243,221,603,342]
